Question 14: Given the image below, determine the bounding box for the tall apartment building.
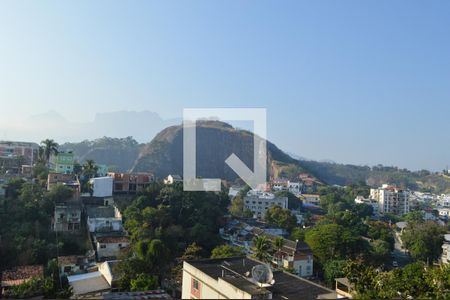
[244,190,288,219]
[370,184,410,215]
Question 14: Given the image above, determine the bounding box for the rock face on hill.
[131,121,299,182]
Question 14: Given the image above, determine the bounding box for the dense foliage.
[345,261,450,299]
[115,182,229,290]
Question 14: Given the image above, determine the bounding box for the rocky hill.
[130,121,305,182]
[60,137,144,172]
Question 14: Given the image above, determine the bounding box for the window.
[63,266,72,273]
[118,244,122,248]
[192,279,199,290]
[100,244,106,249]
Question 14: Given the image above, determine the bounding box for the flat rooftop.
[186,257,335,300]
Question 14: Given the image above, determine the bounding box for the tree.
[324,260,347,285]
[40,139,59,166]
[305,224,365,264]
[252,236,271,262]
[275,190,302,210]
[46,184,74,204]
[181,242,204,261]
[265,206,297,231]
[274,237,284,253]
[402,221,445,263]
[229,196,252,218]
[211,245,245,259]
[369,239,391,266]
[82,159,98,179]
[130,274,159,291]
[290,227,305,241]
[403,211,424,224]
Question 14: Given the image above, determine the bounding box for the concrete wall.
[90,177,113,198]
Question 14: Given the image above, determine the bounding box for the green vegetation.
[114,182,229,290]
[300,161,450,194]
[60,136,142,172]
[0,178,75,267]
[210,245,245,259]
[251,236,271,262]
[265,205,297,232]
[275,190,302,210]
[304,223,365,265]
[402,220,445,263]
[345,261,450,299]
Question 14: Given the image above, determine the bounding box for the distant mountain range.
[61,121,450,193]
[2,110,180,143]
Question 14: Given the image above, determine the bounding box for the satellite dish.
[251,264,274,285]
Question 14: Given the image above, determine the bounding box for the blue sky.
[0,1,449,170]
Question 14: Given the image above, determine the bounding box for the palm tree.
[83,159,98,179]
[40,139,59,166]
[274,237,284,266]
[252,236,271,262]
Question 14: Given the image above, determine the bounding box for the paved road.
[390,231,412,268]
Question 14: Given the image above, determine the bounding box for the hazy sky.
[0,1,449,171]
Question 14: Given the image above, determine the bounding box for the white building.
[244,190,288,219]
[437,194,450,207]
[89,177,113,198]
[86,206,123,233]
[441,234,450,265]
[301,194,321,206]
[354,196,379,215]
[95,235,129,260]
[370,184,410,215]
[287,181,302,194]
[438,208,450,218]
[182,257,335,300]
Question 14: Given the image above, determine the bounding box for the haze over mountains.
[0,110,180,144]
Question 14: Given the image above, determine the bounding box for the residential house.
[182,257,336,300]
[67,260,119,299]
[0,141,40,164]
[47,172,81,198]
[301,194,321,206]
[49,151,75,174]
[54,203,82,232]
[244,190,288,219]
[108,172,154,194]
[271,178,289,191]
[96,165,109,177]
[58,256,85,276]
[86,206,123,233]
[438,208,450,219]
[94,235,130,261]
[1,265,44,295]
[270,238,314,277]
